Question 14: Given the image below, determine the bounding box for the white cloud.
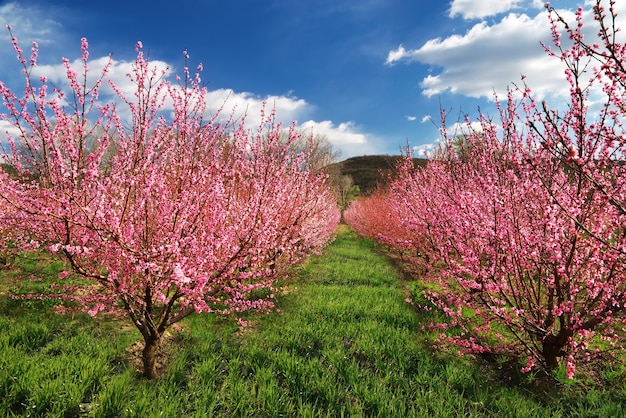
[0,2,69,74]
[0,2,63,45]
[387,2,626,104]
[445,121,485,136]
[406,115,417,121]
[413,143,437,157]
[0,120,21,150]
[0,2,314,139]
[386,10,569,100]
[28,54,311,129]
[28,55,170,126]
[33,56,144,94]
[0,120,22,161]
[299,120,379,157]
[205,88,311,129]
[0,120,22,138]
[448,0,525,19]
[300,120,366,145]
[0,0,383,160]
[385,45,407,66]
[17,49,377,159]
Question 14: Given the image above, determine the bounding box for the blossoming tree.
[0,31,340,378]
[347,0,626,377]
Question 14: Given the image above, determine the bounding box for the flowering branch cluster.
[346,0,626,378]
[0,29,340,378]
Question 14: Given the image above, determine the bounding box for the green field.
[1,226,625,417]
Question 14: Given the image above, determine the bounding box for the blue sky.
[0,0,620,159]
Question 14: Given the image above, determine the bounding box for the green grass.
[1,226,625,416]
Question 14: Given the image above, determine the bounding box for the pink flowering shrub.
[0,29,339,378]
[0,190,24,267]
[347,0,626,378]
[344,185,414,253]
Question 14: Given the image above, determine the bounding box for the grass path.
[1,226,625,416]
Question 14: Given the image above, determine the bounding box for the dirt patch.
[125,331,178,378]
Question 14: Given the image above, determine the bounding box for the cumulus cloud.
[387,10,569,100]
[300,120,366,145]
[445,120,485,136]
[299,120,379,157]
[33,56,149,92]
[413,142,437,157]
[28,52,310,126]
[16,50,378,159]
[448,0,525,19]
[0,120,22,138]
[0,2,62,45]
[0,120,23,162]
[0,120,22,149]
[205,89,311,129]
[387,2,626,104]
[405,115,417,121]
[385,45,408,66]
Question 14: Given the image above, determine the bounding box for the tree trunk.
[542,337,560,371]
[541,332,570,372]
[142,334,161,379]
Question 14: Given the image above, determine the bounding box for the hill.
[325,155,427,196]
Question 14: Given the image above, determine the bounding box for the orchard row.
[346,1,626,378]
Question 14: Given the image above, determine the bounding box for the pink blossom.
[346,0,626,375]
[87,303,105,318]
[566,356,576,379]
[0,30,339,378]
[58,270,72,279]
[521,357,535,373]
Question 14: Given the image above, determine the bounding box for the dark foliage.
[326,155,427,195]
